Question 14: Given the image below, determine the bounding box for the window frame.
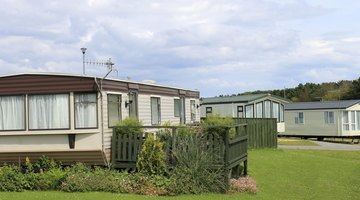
[174,99,181,117]
[151,97,161,125]
[0,95,26,131]
[272,102,280,122]
[237,106,244,118]
[74,92,98,129]
[190,100,196,122]
[245,104,254,118]
[264,100,271,118]
[343,111,349,131]
[28,93,70,131]
[295,112,304,124]
[324,111,335,125]
[206,107,212,116]
[256,102,263,118]
[107,94,122,128]
[280,104,284,122]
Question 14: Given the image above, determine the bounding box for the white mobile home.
[0,73,200,165]
[200,94,289,132]
[282,100,360,139]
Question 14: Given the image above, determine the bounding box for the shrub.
[0,165,26,192]
[34,155,61,172]
[201,114,236,138]
[60,165,132,193]
[229,177,257,194]
[129,173,170,196]
[169,133,226,194]
[136,134,167,176]
[114,117,143,135]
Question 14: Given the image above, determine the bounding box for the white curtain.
[75,93,97,128]
[0,96,25,130]
[29,94,69,129]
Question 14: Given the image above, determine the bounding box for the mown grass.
[1,149,359,200]
[278,138,319,146]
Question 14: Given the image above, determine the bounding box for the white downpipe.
[94,77,108,166]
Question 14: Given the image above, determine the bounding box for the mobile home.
[200,94,289,132]
[282,100,360,139]
[0,73,200,166]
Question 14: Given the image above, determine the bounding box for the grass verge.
[278,138,319,146]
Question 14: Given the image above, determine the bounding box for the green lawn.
[1,149,359,200]
[278,138,319,146]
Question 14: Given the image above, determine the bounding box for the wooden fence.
[233,118,277,148]
[111,124,248,178]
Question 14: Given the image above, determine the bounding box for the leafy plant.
[201,114,236,138]
[136,134,167,176]
[0,165,26,192]
[114,117,143,135]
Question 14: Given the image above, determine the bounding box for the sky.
[0,0,360,97]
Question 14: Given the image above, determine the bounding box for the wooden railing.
[111,124,248,177]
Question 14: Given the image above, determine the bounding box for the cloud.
[0,0,358,97]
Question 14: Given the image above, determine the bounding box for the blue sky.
[0,0,359,97]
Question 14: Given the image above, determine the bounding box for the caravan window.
[256,102,263,118]
[280,104,284,122]
[174,99,181,117]
[29,94,69,130]
[75,93,97,129]
[237,106,244,118]
[245,104,254,118]
[0,95,25,131]
[295,112,304,124]
[351,111,356,130]
[108,94,122,127]
[272,102,280,122]
[151,97,161,125]
[190,100,196,122]
[324,111,335,124]
[264,101,271,118]
[343,111,349,131]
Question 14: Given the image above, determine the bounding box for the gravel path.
[278,140,360,151]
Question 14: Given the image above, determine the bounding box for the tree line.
[220,77,360,102]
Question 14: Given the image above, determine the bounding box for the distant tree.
[344,77,360,99]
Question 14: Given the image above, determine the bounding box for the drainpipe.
[94,77,108,166]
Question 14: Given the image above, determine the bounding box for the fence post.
[111,128,116,168]
[223,127,230,192]
[171,127,177,166]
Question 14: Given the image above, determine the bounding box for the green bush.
[136,134,167,176]
[201,114,236,138]
[32,155,61,172]
[129,173,170,196]
[114,117,143,135]
[60,165,132,193]
[0,165,26,192]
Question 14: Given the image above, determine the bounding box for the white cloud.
[0,0,358,96]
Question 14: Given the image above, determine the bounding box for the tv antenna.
[80,47,118,79]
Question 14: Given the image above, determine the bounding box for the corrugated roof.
[201,93,287,104]
[285,100,360,110]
